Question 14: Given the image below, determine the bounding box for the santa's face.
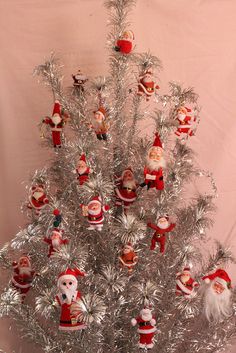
[122,32,132,41]
[157,217,169,229]
[32,188,44,200]
[140,309,152,321]
[148,147,163,161]
[52,113,62,125]
[77,160,87,174]
[213,281,225,295]
[180,273,190,284]
[19,258,30,268]
[177,107,187,121]
[123,246,132,254]
[88,202,101,215]
[94,112,103,123]
[59,277,77,304]
[143,73,152,83]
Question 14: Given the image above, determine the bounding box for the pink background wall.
[0,0,236,352]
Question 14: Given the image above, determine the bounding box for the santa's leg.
[139,334,146,349]
[52,131,61,147]
[158,236,166,253]
[145,333,155,349]
[150,235,157,250]
[87,224,96,230]
[96,134,102,140]
[102,134,107,141]
[123,201,131,214]
[95,224,103,232]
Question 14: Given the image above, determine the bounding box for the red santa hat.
[57,268,85,287]
[152,132,163,149]
[178,106,192,114]
[52,100,61,116]
[19,255,31,267]
[122,30,134,40]
[88,196,102,207]
[94,107,106,120]
[202,269,231,289]
[79,153,86,163]
[182,267,191,275]
[51,229,62,238]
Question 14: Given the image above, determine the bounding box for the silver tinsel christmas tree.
[0,1,236,352]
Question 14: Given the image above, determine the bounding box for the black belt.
[60,320,73,324]
[139,321,151,327]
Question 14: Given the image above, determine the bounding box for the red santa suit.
[11,256,35,300]
[143,166,164,190]
[81,196,110,231]
[43,101,67,147]
[119,243,138,274]
[56,268,86,331]
[43,230,69,258]
[75,154,91,185]
[115,168,137,211]
[137,71,160,101]
[27,185,49,215]
[176,267,198,297]
[131,308,157,349]
[115,30,134,54]
[147,219,176,253]
[175,106,195,138]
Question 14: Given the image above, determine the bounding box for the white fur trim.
[12,277,31,289]
[176,279,192,295]
[137,327,156,334]
[204,278,210,284]
[177,124,192,128]
[150,318,156,326]
[51,127,62,131]
[215,277,228,288]
[146,343,154,349]
[138,82,154,96]
[115,188,136,202]
[131,318,137,326]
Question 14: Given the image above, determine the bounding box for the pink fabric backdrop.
[0,0,236,352]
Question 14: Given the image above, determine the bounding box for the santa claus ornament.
[140,133,166,191]
[72,69,88,93]
[55,268,87,331]
[11,255,36,301]
[74,153,91,186]
[90,107,110,141]
[175,106,196,139]
[147,216,176,254]
[27,184,49,215]
[202,269,232,322]
[131,307,157,349]
[137,70,160,101]
[115,167,138,213]
[43,229,69,258]
[176,266,198,298]
[42,100,68,148]
[81,196,110,231]
[115,30,134,54]
[119,243,138,275]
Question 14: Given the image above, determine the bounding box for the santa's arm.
[165,223,176,233]
[62,239,69,245]
[42,117,51,124]
[147,222,159,232]
[43,237,51,244]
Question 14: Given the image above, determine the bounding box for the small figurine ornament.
[27,184,49,215]
[119,243,138,275]
[147,216,176,253]
[75,153,91,185]
[11,255,36,301]
[42,100,69,148]
[175,106,196,139]
[140,133,166,190]
[90,107,109,141]
[53,209,62,228]
[115,30,134,54]
[115,167,138,213]
[43,229,69,258]
[137,70,160,101]
[131,307,157,349]
[72,70,88,93]
[81,196,110,231]
[55,268,87,331]
[176,267,198,298]
[202,269,232,322]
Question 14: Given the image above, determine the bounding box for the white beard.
[204,283,232,322]
[19,267,31,275]
[52,238,62,249]
[92,119,103,129]
[77,166,87,175]
[146,157,166,171]
[141,312,152,321]
[157,221,169,230]
[33,191,44,200]
[123,179,136,189]
[178,113,186,121]
[59,283,77,304]
[52,115,62,125]
[88,207,101,216]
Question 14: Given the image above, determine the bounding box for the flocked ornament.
[137,69,160,101]
[74,153,91,186]
[119,243,138,275]
[140,133,165,190]
[55,268,87,331]
[42,101,69,148]
[43,229,69,258]
[175,266,198,298]
[27,184,49,215]
[115,167,138,213]
[202,269,232,322]
[115,30,134,54]
[80,196,110,231]
[11,255,36,302]
[147,216,176,254]
[175,106,196,140]
[131,307,157,349]
[90,107,110,141]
